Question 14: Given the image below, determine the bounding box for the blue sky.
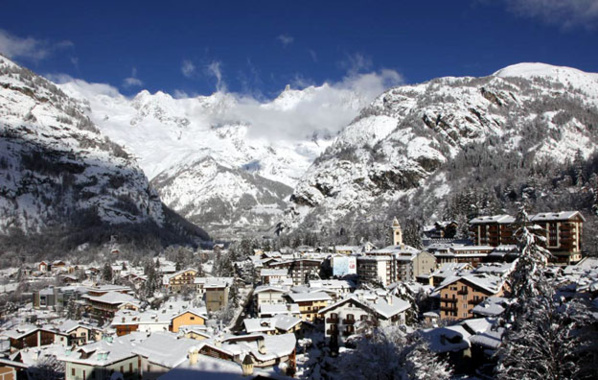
[1,1,597,99]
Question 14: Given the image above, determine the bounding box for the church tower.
[392,217,403,246]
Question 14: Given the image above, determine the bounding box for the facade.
[436,274,509,321]
[531,211,584,264]
[259,269,289,285]
[204,282,231,312]
[84,292,140,320]
[254,286,288,309]
[470,211,585,265]
[164,268,198,292]
[357,255,395,286]
[285,292,331,322]
[319,294,410,342]
[171,310,207,333]
[2,327,56,351]
[469,215,517,247]
[268,259,322,285]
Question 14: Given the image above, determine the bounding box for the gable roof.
[318,294,410,319]
[436,273,507,295]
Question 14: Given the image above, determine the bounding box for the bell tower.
[392,217,403,246]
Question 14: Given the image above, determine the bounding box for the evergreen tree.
[496,293,597,380]
[229,281,240,308]
[339,326,452,380]
[102,262,113,282]
[509,205,552,306]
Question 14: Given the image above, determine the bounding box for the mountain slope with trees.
[282,63,598,253]
[0,55,209,260]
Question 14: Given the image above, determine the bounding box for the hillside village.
[0,209,596,379]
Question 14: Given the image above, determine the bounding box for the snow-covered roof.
[166,268,198,281]
[308,279,356,291]
[286,291,331,303]
[473,262,515,276]
[243,315,301,334]
[531,211,585,222]
[420,325,471,353]
[369,244,420,256]
[84,291,139,306]
[469,215,515,224]
[260,269,289,277]
[468,327,505,350]
[57,320,91,333]
[62,332,148,366]
[194,277,234,288]
[259,303,300,316]
[319,293,410,320]
[254,285,289,294]
[436,272,507,295]
[131,332,198,368]
[159,353,244,380]
[472,296,511,317]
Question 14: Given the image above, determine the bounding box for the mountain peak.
[493,62,597,80]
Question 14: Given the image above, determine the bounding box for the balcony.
[440,297,458,303]
[468,299,481,305]
[343,318,356,325]
[326,317,339,324]
[457,289,469,295]
[440,305,457,312]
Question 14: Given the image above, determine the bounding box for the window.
[190,316,195,320]
[72,368,75,376]
[129,363,133,373]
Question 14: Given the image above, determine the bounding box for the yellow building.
[286,292,331,322]
[165,268,198,293]
[170,309,207,333]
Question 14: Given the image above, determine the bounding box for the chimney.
[188,348,199,365]
[386,295,393,305]
[258,338,266,355]
[242,355,255,376]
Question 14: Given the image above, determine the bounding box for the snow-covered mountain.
[283,63,598,233]
[0,56,208,254]
[58,79,372,237]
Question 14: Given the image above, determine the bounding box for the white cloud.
[340,52,373,75]
[0,29,73,61]
[501,0,598,29]
[52,65,403,144]
[181,60,195,78]
[308,49,318,63]
[123,67,143,88]
[47,73,122,100]
[277,34,294,47]
[205,61,226,92]
[222,68,404,141]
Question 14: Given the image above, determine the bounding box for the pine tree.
[229,281,240,308]
[496,292,597,380]
[102,262,113,282]
[339,326,452,380]
[509,205,552,307]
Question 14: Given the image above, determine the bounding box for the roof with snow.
[469,215,515,224]
[157,354,244,380]
[435,273,507,295]
[259,303,300,316]
[286,291,331,303]
[319,293,410,320]
[531,211,585,222]
[84,291,139,306]
[131,332,198,368]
